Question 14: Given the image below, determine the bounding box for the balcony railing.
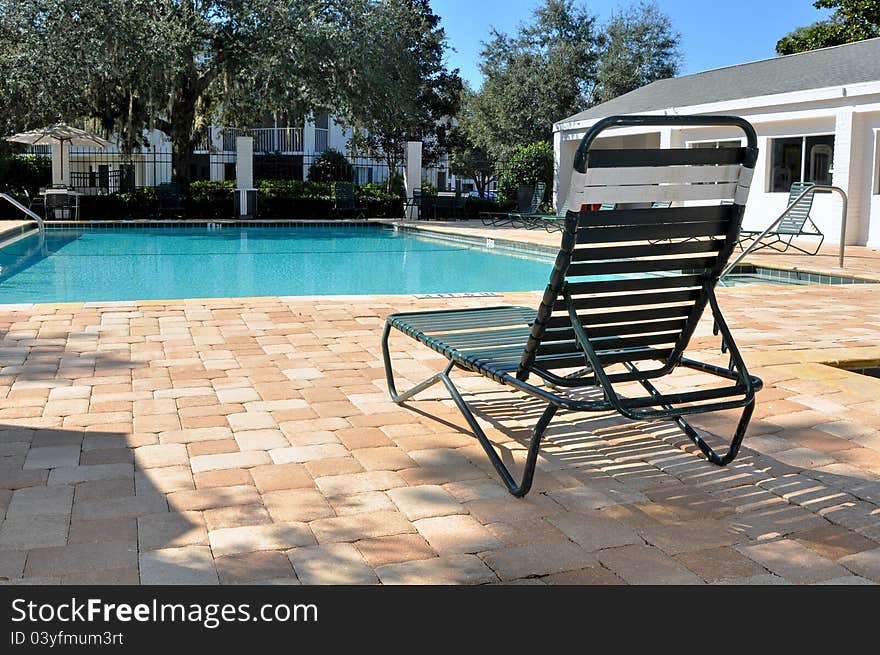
[221,127,304,153]
[315,128,329,152]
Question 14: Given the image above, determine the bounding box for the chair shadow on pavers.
[388,378,880,583]
[0,423,216,585]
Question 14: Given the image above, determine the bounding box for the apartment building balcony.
[221,127,306,153]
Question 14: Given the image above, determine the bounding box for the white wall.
[554,94,880,246]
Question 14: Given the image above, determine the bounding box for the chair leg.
[382,322,558,497]
[632,373,754,465]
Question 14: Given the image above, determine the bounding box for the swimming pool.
[0,225,555,303]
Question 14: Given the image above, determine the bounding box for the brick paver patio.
[1,224,879,584]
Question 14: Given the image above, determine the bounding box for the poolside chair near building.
[157,183,184,218]
[737,181,824,255]
[480,182,546,227]
[512,198,569,232]
[382,114,762,497]
[332,181,367,219]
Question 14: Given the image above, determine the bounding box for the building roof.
[560,37,880,125]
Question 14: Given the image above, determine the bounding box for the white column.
[553,129,563,212]
[51,142,70,186]
[236,136,255,216]
[236,136,254,190]
[404,141,422,219]
[303,120,316,153]
[832,108,864,245]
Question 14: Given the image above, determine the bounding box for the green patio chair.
[382,114,762,497]
[332,181,367,219]
[511,198,569,232]
[157,182,184,218]
[480,183,546,227]
[737,181,823,255]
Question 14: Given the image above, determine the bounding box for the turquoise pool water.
[0,226,555,303]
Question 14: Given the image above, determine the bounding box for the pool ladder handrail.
[721,184,848,279]
[0,192,46,233]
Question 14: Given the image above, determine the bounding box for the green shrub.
[258,197,333,219]
[496,142,553,209]
[306,149,353,182]
[0,154,52,197]
[389,172,406,197]
[187,180,234,218]
[355,183,403,218]
[257,179,331,199]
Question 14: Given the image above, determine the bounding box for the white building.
[554,38,880,247]
[38,113,454,193]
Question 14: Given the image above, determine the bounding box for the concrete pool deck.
[0,221,879,584]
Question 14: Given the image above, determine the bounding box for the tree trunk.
[474,173,486,199]
[168,66,201,190]
[385,153,399,194]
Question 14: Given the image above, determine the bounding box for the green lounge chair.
[512,198,569,232]
[382,114,762,496]
[480,183,546,227]
[332,181,367,219]
[157,182,184,218]
[403,190,436,220]
[737,181,823,255]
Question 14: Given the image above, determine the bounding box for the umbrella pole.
[59,137,65,185]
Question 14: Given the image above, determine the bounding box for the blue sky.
[432,0,832,88]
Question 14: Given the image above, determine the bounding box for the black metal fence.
[18,137,490,208]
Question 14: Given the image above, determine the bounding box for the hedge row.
[70,181,502,221]
[0,155,52,197]
[73,181,410,220]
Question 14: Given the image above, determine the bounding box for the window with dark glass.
[769,135,834,192]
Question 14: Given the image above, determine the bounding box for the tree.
[307,148,354,183]
[0,1,343,186]
[340,0,462,192]
[496,142,554,208]
[777,1,880,54]
[467,0,680,160]
[594,2,681,103]
[447,91,498,199]
[471,0,598,160]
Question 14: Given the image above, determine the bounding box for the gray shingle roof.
[561,37,880,125]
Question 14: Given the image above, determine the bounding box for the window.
[769,135,835,192]
[354,165,373,185]
[314,113,329,152]
[687,140,741,149]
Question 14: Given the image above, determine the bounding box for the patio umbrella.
[4,123,112,183]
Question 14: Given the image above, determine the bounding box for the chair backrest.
[516,185,534,212]
[517,115,757,381]
[158,183,182,209]
[527,182,546,212]
[44,191,72,209]
[333,181,356,210]
[555,198,569,217]
[777,181,814,234]
[516,183,546,212]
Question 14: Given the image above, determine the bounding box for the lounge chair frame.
[383,115,762,496]
[157,182,184,218]
[480,183,546,227]
[332,181,367,219]
[737,182,824,255]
